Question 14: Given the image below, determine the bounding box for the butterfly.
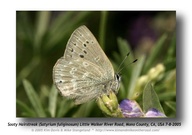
[53,25,121,105]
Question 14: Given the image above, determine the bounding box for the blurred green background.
[16,11,176,117]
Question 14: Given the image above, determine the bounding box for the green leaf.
[143,82,164,114]
[46,11,91,50]
[22,79,46,117]
[16,99,36,117]
[72,101,95,117]
[128,55,146,98]
[165,101,176,112]
[56,99,74,117]
[48,85,58,117]
[117,37,134,61]
[158,91,176,101]
[17,56,40,87]
[34,11,51,52]
[99,11,108,50]
[143,34,167,73]
[166,33,176,62]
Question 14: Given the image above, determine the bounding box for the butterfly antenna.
[117,59,138,74]
[116,52,130,73]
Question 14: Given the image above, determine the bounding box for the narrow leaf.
[128,55,146,98]
[72,101,95,117]
[56,99,74,117]
[16,99,36,117]
[165,101,176,112]
[48,85,58,117]
[22,79,46,117]
[46,12,91,50]
[99,11,108,50]
[143,34,167,73]
[34,11,50,50]
[117,37,134,61]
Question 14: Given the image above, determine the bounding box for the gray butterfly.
[53,25,121,105]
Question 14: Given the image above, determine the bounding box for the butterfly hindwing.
[53,57,111,104]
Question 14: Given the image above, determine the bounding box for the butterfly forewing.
[64,26,114,76]
[53,25,116,104]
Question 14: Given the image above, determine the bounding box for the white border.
[1,0,191,135]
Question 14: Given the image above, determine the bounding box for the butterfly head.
[111,73,121,94]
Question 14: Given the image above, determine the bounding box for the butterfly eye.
[115,74,121,82]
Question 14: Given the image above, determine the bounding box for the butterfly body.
[53,25,120,104]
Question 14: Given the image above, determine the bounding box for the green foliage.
[143,34,168,73]
[115,32,176,117]
[22,79,46,117]
[143,82,164,114]
[16,11,176,117]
